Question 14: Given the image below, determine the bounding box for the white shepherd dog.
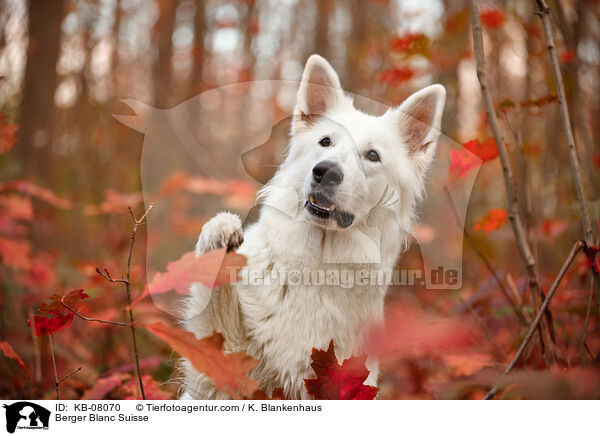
[180,55,445,399]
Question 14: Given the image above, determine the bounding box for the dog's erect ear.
[294,55,344,127]
[395,84,446,155]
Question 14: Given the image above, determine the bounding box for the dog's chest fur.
[181,212,393,399]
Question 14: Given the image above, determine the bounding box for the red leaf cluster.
[0,341,26,372]
[28,289,89,336]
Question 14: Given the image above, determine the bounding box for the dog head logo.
[3,402,50,433]
[114,56,481,316]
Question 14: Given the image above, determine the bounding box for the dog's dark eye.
[319,137,332,147]
[366,149,381,162]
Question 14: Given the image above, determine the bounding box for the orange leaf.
[0,341,26,372]
[304,341,378,400]
[148,248,246,295]
[0,116,18,154]
[146,322,258,399]
[475,208,508,233]
[463,137,498,162]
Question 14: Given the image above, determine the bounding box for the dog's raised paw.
[196,212,244,255]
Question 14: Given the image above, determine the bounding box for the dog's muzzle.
[305,191,354,228]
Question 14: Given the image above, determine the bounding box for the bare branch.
[57,367,81,384]
[468,0,555,362]
[60,297,129,327]
[484,240,586,399]
[535,0,593,245]
[48,334,59,400]
[96,203,154,400]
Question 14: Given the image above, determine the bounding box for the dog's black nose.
[312,160,343,186]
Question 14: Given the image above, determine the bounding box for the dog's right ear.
[293,55,344,132]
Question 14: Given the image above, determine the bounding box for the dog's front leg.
[196,211,244,255]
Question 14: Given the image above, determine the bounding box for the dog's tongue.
[335,210,354,228]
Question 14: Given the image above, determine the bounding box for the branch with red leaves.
[468,0,555,363]
[484,240,587,399]
[95,204,153,400]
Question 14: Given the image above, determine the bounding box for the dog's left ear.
[393,84,446,159]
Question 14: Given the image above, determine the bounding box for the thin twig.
[57,367,82,384]
[60,298,129,327]
[444,185,528,326]
[484,240,585,399]
[96,203,153,400]
[48,334,59,400]
[535,0,600,303]
[469,0,555,362]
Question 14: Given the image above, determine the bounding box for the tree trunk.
[189,0,206,96]
[17,0,66,181]
[153,0,178,107]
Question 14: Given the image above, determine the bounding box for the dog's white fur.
[179,55,445,399]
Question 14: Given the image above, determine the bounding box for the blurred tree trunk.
[111,0,122,97]
[315,0,332,59]
[189,0,206,96]
[17,0,66,181]
[346,0,368,92]
[153,0,178,107]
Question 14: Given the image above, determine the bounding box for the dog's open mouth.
[305,192,354,228]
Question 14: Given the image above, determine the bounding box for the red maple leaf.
[480,9,506,29]
[474,208,508,233]
[147,248,246,295]
[146,322,258,399]
[304,341,378,400]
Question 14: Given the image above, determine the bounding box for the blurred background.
[1,0,599,399]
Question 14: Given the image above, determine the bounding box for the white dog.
[179,55,445,399]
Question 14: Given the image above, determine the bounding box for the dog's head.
[272,55,445,232]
